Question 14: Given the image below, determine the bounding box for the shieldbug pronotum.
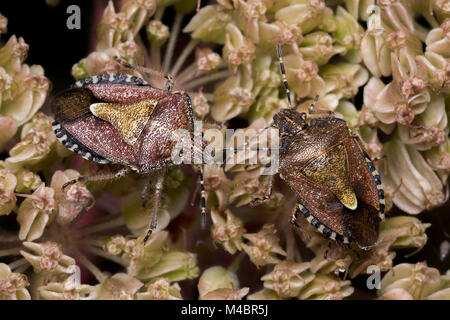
[51,60,206,242]
[250,45,386,250]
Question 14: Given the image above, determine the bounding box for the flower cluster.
[0,0,449,300]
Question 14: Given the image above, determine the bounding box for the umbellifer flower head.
[261,261,314,298]
[242,224,286,267]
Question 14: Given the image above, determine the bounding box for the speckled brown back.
[54,82,194,173]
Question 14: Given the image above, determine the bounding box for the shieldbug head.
[51,59,206,242]
[247,45,386,250]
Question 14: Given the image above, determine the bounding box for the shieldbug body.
[51,61,206,242]
[255,45,386,250]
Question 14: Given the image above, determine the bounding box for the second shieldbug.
[249,45,386,250]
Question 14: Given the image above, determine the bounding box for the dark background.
[0,0,103,92]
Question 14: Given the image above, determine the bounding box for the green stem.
[176,63,198,84]
[84,246,128,267]
[171,39,199,77]
[154,6,166,21]
[14,263,30,274]
[150,45,161,73]
[183,70,230,91]
[8,258,28,271]
[0,247,22,258]
[76,216,124,238]
[228,251,245,274]
[162,12,184,73]
[76,250,107,283]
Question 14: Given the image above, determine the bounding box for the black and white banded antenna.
[277,44,292,107]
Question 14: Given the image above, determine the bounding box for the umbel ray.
[51,59,207,243]
[235,44,386,250]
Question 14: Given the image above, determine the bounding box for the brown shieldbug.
[51,60,206,242]
[253,45,386,250]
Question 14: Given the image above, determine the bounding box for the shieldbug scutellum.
[52,60,206,242]
[249,45,386,250]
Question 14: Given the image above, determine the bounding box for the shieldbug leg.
[61,167,130,191]
[140,175,152,208]
[199,166,207,228]
[113,57,174,91]
[143,168,166,243]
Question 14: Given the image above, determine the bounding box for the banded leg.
[143,168,166,243]
[364,158,386,220]
[62,167,129,191]
[351,134,386,220]
[114,57,174,91]
[199,166,207,228]
[277,44,292,107]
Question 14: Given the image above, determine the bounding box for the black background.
[0,0,98,92]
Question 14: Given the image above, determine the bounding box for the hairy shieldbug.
[251,45,386,250]
[51,60,206,242]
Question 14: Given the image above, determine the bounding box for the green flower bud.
[39,276,94,300]
[196,48,222,73]
[242,224,286,267]
[121,0,157,36]
[0,168,17,216]
[104,235,127,256]
[137,251,200,282]
[201,287,250,300]
[0,116,17,152]
[247,288,282,300]
[0,13,7,34]
[334,6,364,59]
[223,23,256,71]
[183,5,232,44]
[261,261,313,298]
[90,273,143,300]
[198,266,239,298]
[15,170,41,193]
[6,113,57,172]
[71,59,89,81]
[378,262,440,300]
[379,216,430,254]
[299,274,354,300]
[146,20,169,47]
[17,183,56,241]
[20,241,75,276]
[212,67,254,122]
[122,231,168,277]
[211,208,245,254]
[136,277,182,300]
[0,263,30,300]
